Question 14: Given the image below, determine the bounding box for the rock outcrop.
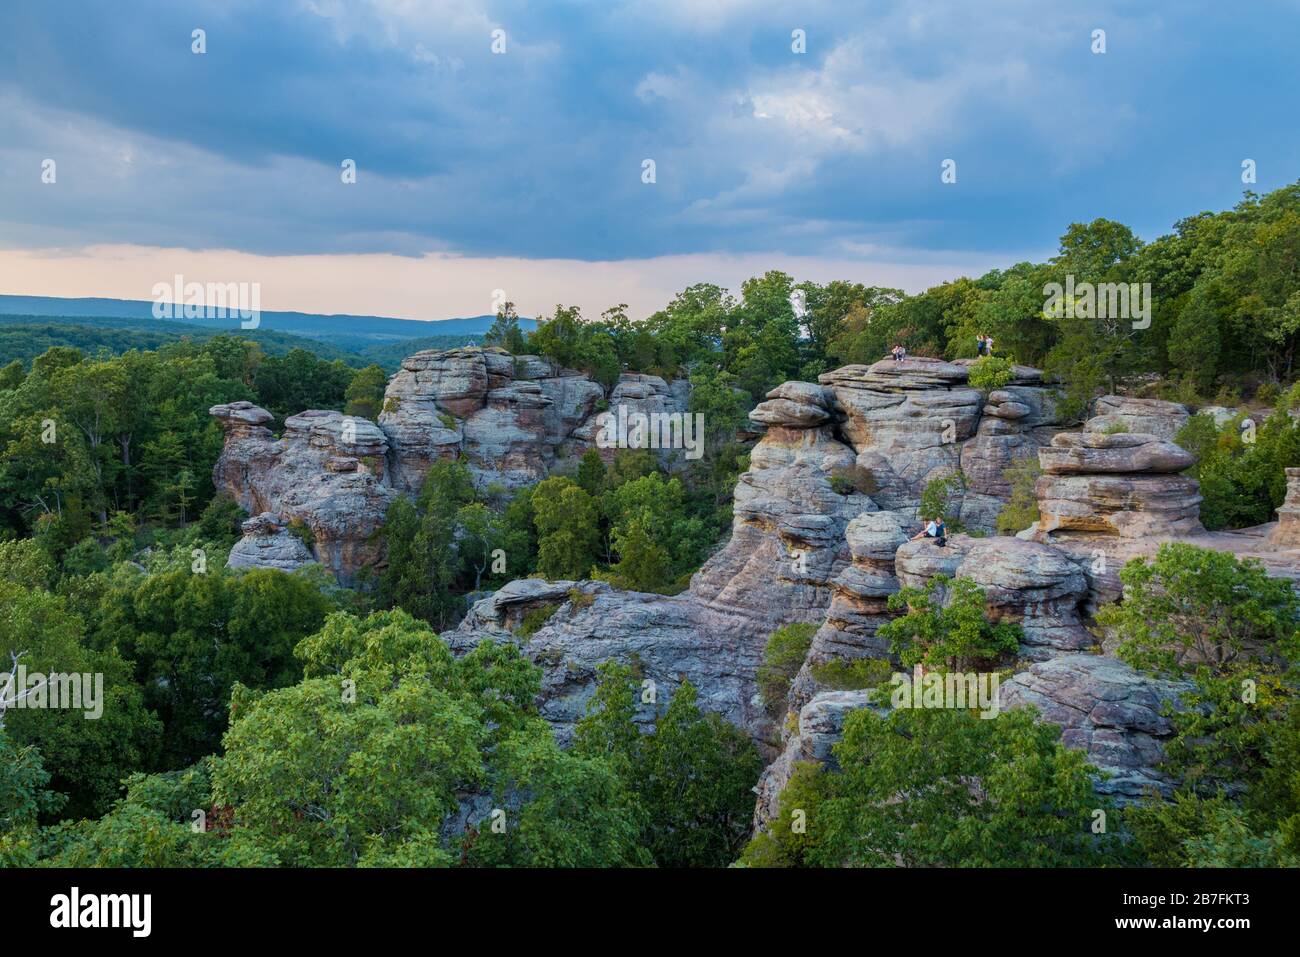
[210,402,396,586]
[448,380,873,745]
[1086,396,1190,442]
[226,512,317,574]
[1272,468,1300,549]
[379,347,607,491]
[212,346,1300,842]
[1000,654,1190,799]
[1032,430,1203,542]
[567,373,691,465]
[819,358,1069,531]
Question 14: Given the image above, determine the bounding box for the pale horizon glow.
[0,244,1040,323]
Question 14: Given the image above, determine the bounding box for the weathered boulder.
[1000,654,1190,799]
[1086,396,1189,442]
[226,512,317,573]
[894,535,1095,659]
[1035,472,1204,539]
[752,690,875,830]
[749,381,834,428]
[1039,431,1194,475]
[1029,413,1205,543]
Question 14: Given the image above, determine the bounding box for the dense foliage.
[5,183,1300,868]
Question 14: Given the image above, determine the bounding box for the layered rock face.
[379,347,607,491]
[448,381,873,745]
[1086,395,1189,441]
[959,384,1065,530]
[1000,655,1190,799]
[210,402,396,586]
[787,512,907,710]
[1272,468,1300,549]
[820,358,1067,530]
[893,535,1095,660]
[226,512,317,573]
[1033,429,1203,541]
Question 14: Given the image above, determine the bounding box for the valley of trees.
[4,182,1300,867]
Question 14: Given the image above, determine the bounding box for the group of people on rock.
[887,334,994,364]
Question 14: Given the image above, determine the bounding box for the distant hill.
[0,314,362,366]
[0,295,536,351]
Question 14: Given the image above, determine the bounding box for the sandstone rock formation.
[226,512,317,574]
[819,358,1068,530]
[448,380,873,745]
[211,346,1300,842]
[1272,468,1300,549]
[1086,395,1190,441]
[210,402,396,586]
[379,347,607,491]
[211,348,692,584]
[567,373,690,465]
[1000,654,1190,799]
[1032,430,1203,542]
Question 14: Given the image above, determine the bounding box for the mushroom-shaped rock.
[226,512,317,573]
[749,381,833,428]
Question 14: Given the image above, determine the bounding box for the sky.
[0,0,1297,321]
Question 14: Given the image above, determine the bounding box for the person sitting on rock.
[911,515,947,547]
[890,343,906,362]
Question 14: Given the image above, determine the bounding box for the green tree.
[878,576,1021,671]
[344,364,388,420]
[532,476,601,580]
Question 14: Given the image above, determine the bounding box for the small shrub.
[287,518,316,548]
[995,456,1041,535]
[567,588,595,612]
[437,411,458,430]
[967,356,1015,391]
[810,657,892,690]
[517,602,560,637]
[1254,381,1280,406]
[1100,422,1129,435]
[758,623,817,717]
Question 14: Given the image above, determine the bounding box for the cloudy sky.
[0,0,1296,320]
